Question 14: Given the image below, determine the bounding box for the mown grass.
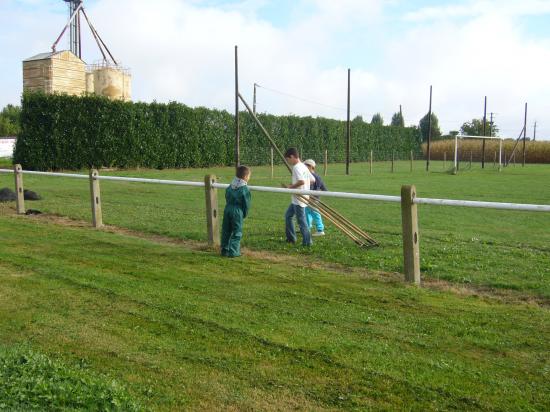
[0,157,12,168]
[1,160,548,298]
[0,215,548,410]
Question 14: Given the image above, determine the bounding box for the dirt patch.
[1,206,547,308]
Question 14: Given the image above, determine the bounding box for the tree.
[352,115,364,123]
[460,118,499,137]
[419,112,442,142]
[0,104,21,136]
[370,113,383,126]
[390,112,404,127]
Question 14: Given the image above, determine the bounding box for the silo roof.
[23,50,84,62]
[23,51,62,62]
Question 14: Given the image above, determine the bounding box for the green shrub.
[0,345,141,411]
[15,92,422,170]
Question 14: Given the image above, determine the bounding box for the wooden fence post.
[323,149,328,177]
[89,169,103,228]
[204,174,220,248]
[401,185,420,285]
[270,148,274,179]
[14,164,25,214]
[369,150,373,175]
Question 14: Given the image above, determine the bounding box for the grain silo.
[22,0,132,101]
[88,63,132,101]
[22,50,87,96]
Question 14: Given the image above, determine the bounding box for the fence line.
[2,168,549,212]
[2,166,550,286]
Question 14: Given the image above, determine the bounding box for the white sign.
[0,139,15,158]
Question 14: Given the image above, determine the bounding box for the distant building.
[23,50,87,96]
[22,50,131,101]
[0,137,16,158]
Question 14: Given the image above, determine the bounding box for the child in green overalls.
[221,165,251,257]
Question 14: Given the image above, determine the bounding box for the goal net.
[451,135,504,173]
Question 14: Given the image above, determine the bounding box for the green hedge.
[14,92,422,170]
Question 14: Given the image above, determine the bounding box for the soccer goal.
[452,134,504,174]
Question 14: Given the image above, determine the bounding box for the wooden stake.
[401,185,420,285]
[204,175,220,247]
[89,169,103,228]
[14,164,25,214]
[270,148,274,179]
[369,150,373,175]
[306,196,378,246]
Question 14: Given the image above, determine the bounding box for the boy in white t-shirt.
[283,147,315,246]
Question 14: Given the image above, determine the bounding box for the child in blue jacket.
[303,159,327,236]
[221,165,251,257]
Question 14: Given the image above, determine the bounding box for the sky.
[1,0,550,139]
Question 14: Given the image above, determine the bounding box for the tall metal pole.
[346,68,351,175]
[234,46,240,171]
[522,102,527,167]
[253,83,257,115]
[426,85,432,172]
[77,9,81,58]
[533,121,537,141]
[68,0,82,57]
[482,96,487,168]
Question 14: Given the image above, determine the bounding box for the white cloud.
[404,0,550,22]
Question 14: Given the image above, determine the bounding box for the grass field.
[1,160,548,297]
[0,160,549,410]
[0,214,548,410]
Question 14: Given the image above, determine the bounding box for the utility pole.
[253,83,257,115]
[399,104,403,126]
[234,45,240,171]
[346,68,351,175]
[521,103,527,167]
[426,85,432,172]
[482,96,487,168]
[533,121,537,141]
[489,112,494,136]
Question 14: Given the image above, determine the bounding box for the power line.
[255,83,381,121]
[255,83,347,112]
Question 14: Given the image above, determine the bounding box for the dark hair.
[236,165,250,179]
[284,147,299,158]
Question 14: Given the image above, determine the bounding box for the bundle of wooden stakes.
[238,93,379,248]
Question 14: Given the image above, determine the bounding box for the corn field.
[423,139,550,164]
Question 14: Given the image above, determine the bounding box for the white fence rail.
[2,168,549,212]
[2,166,550,286]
